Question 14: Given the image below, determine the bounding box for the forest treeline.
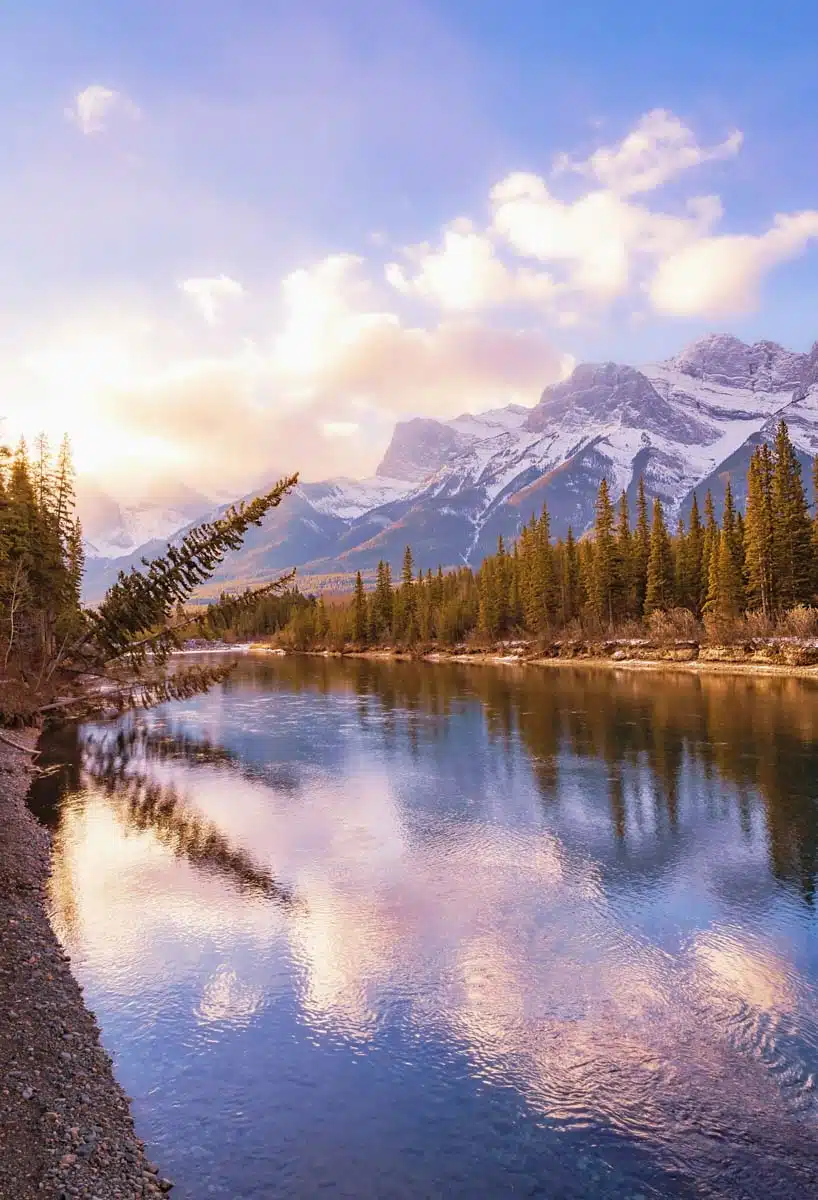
[212,419,818,651]
[5,417,818,723]
[0,436,86,671]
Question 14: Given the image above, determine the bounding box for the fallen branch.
[0,729,40,755]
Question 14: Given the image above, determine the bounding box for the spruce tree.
[684,494,704,614]
[644,498,674,614]
[615,490,633,616]
[633,477,650,612]
[701,490,718,613]
[564,527,582,623]
[771,420,814,608]
[373,560,394,639]
[744,445,775,616]
[704,529,745,622]
[591,479,616,626]
[353,571,367,644]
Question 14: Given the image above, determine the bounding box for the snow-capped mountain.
[81,333,818,601]
[79,480,217,559]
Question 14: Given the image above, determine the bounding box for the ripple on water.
[29,657,818,1200]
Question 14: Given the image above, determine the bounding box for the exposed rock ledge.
[0,733,172,1199]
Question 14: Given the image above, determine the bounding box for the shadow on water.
[27,655,818,1199]
[31,720,299,910]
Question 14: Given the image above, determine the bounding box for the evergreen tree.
[681,494,704,614]
[508,545,523,629]
[744,445,776,616]
[633,477,650,612]
[373,560,394,639]
[590,479,617,626]
[615,490,634,615]
[701,490,718,613]
[644,498,674,614]
[771,420,814,608]
[353,571,367,643]
[393,545,417,643]
[564,527,582,623]
[704,529,745,621]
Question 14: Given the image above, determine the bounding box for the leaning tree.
[0,472,298,730]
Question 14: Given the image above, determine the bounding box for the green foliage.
[10,415,818,724]
[644,498,674,615]
[0,444,299,724]
[771,420,813,608]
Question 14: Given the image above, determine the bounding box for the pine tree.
[590,479,616,626]
[564,527,582,623]
[771,420,814,608]
[353,571,367,643]
[508,545,523,628]
[53,435,77,545]
[701,490,718,613]
[521,506,554,633]
[680,494,704,614]
[644,498,674,614]
[394,545,417,644]
[615,490,633,616]
[495,535,510,633]
[478,558,501,638]
[633,477,650,612]
[704,529,745,621]
[373,560,394,639]
[744,445,775,616]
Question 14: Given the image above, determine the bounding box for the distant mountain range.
[82,333,818,603]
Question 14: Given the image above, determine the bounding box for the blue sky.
[2,0,818,494]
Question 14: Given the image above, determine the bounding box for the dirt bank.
[0,733,172,1199]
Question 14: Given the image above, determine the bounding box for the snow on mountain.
[374,405,531,483]
[86,504,213,558]
[79,481,217,560]
[82,332,818,599]
[303,476,411,520]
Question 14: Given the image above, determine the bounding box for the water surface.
[30,656,818,1198]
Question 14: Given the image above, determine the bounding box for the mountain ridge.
[81,332,818,602]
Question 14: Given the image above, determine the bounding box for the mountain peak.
[376,417,464,482]
[669,333,804,392]
[526,361,664,432]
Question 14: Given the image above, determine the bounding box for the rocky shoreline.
[0,734,172,1199]
[250,637,818,679]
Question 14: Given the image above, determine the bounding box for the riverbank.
[246,639,818,680]
[0,734,172,1199]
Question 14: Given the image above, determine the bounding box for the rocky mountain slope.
[82,334,818,601]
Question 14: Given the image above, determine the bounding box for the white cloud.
[650,211,818,317]
[271,254,565,415]
[490,171,721,303]
[65,85,140,135]
[555,108,742,196]
[5,256,567,496]
[179,275,246,324]
[385,219,557,312]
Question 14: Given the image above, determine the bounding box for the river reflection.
[29,656,818,1198]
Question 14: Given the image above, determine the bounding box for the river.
[28,655,818,1198]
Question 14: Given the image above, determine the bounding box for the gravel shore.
[0,733,172,1199]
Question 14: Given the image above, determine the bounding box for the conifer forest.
[229,419,818,652]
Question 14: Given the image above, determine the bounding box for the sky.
[2,0,818,500]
